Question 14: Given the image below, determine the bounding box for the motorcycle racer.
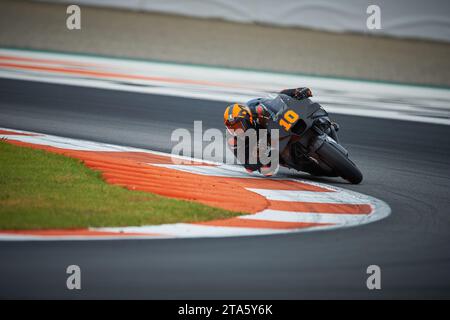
[224,88,313,175]
[224,88,339,176]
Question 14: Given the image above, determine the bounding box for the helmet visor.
[226,118,251,136]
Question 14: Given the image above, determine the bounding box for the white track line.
[1,48,450,125]
[239,209,369,225]
[97,223,285,238]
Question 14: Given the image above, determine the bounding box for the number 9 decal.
[279,110,299,131]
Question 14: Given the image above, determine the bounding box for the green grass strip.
[0,140,241,230]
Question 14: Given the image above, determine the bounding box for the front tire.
[316,140,363,184]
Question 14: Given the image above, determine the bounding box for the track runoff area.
[1,47,449,240]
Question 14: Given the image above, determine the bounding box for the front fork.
[282,117,343,170]
[314,117,340,143]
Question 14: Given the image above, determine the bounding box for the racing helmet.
[223,103,254,135]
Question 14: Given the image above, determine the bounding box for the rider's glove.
[296,87,313,99]
[280,87,313,100]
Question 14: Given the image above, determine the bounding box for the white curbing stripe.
[238,209,370,225]
[97,223,287,238]
[246,189,369,204]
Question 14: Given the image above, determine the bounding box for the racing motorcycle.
[264,94,363,184]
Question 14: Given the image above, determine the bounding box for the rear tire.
[316,141,363,184]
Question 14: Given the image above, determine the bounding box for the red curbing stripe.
[0,130,38,136]
[0,62,246,90]
[231,178,330,192]
[0,55,97,67]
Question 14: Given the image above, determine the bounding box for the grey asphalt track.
[0,78,450,299]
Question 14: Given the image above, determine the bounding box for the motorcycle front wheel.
[316,140,363,184]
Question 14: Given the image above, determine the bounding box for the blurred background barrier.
[2,0,449,86]
[38,0,450,42]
